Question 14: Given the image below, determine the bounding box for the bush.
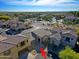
[0,16,10,21]
[59,46,79,59]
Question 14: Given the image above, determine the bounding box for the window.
[17,45,19,47]
[71,38,74,40]
[27,40,28,42]
[20,41,25,47]
[4,50,11,56]
[62,36,65,38]
[38,38,40,43]
[65,37,70,42]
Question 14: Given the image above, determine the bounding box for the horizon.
[0,0,79,12]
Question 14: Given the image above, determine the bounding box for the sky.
[0,0,79,12]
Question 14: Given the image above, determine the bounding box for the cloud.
[0,0,79,11]
[5,0,36,5]
[1,0,79,6]
[33,0,78,5]
[33,0,59,5]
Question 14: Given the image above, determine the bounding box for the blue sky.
[0,0,79,11]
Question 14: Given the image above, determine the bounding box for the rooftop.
[50,33,61,41]
[32,29,52,38]
[0,35,7,41]
[19,32,35,41]
[1,35,26,45]
[0,42,15,53]
[62,30,77,37]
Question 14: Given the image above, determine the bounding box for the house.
[47,30,62,54]
[61,30,77,48]
[51,17,57,24]
[19,30,35,41]
[24,21,33,29]
[55,16,61,20]
[6,19,33,35]
[47,28,77,54]
[0,20,4,28]
[65,15,76,20]
[0,42,15,59]
[18,31,35,51]
[31,29,52,43]
[31,29,52,52]
[51,17,63,25]
[6,20,27,35]
[7,20,25,30]
[0,35,31,59]
[3,17,33,30]
[49,32,61,46]
[0,20,8,28]
[0,28,6,35]
[57,19,63,24]
[51,28,77,48]
[31,29,62,53]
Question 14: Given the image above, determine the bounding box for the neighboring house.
[61,30,77,48]
[51,28,77,48]
[6,20,27,35]
[18,31,35,51]
[17,22,26,30]
[65,15,76,20]
[0,20,4,28]
[7,20,25,30]
[51,17,63,24]
[57,19,63,24]
[51,17,57,24]
[0,35,31,59]
[6,19,32,35]
[77,17,79,19]
[48,28,77,54]
[0,42,15,59]
[19,30,35,42]
[55,16,61,20]
[0,20,8,28]
[24,21,32,29]
[0,28,6,35]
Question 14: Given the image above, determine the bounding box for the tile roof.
[50,33,61,40]
[0,42,15,53]
[1,35,26,45]
[62,30,77,37]
[0,35,7,41]
[32,29,52,38]
[19,32,35,41]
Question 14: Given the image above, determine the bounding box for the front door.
[18,48,29,59]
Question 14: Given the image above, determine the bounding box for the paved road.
[32,21,51,29]
[35,53,52,59]
[21,21,50,33]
